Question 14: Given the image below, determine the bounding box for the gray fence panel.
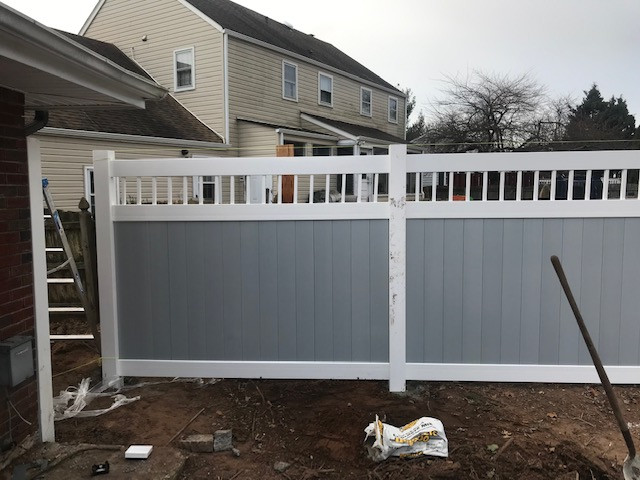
[203,223,225,360]
[406,221,425,362]
[501,220,524,363]
[424,220,445,363]
[578,219,604,364]
[407,218,640,366]
[462,220,482,363]
[115,220,389,362]
[600,219,625,365]
[620,220,640,365]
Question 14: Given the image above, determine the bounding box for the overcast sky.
[4,0,639,124]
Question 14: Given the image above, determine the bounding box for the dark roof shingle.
[184,0,400,92]
[302,113,406,144]
[38,32,223,144]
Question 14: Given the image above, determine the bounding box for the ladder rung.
[47,278,74,284]
[43,214,52,219]
[50,334,94,341]
[48,306,84,313]
[46,247,64,253]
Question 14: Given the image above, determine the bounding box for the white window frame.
[83,165,95,213]
[388,96,399,124]
[360,87,372,117]
[174,47,195,92]
[282,60,298,101]
[192,175,221,204]
[318,72,333,107]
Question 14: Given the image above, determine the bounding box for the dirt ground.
[41,338,640,480]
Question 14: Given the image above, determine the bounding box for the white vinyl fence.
[94,146,640,391]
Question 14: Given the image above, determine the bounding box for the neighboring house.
[32,33,226,211]
[0,2,165,448]
[80,0,408,200]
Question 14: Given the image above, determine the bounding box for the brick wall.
[0,86,38,450]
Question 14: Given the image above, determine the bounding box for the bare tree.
[422,71,554,152]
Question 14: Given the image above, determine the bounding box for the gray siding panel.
[116,220,388,362]
[406,218,640,367]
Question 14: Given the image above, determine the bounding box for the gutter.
[37,127,230,149]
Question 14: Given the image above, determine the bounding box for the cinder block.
[180,434,214,453]
[213,430,233,452]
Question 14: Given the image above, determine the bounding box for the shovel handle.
[551,255,635,458]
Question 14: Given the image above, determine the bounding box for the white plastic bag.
[364,415,448,462]
[53,378,139,421]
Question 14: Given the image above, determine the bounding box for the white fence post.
[388,144,407,392]
[27,138,55,442]
[93,151,120,385]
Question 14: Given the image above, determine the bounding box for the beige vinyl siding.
[237,122,278,157]
[36,134,229,211]
[84,0,226,139]
[227,38,405,144]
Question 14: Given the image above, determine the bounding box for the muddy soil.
[45,341,640,480]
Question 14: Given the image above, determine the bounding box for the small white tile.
[125,445,153,459]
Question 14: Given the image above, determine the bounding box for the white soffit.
[0,3,166,109]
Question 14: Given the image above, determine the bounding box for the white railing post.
[93,150,121,386]
[27,138,55,442]
[388,144,407,392]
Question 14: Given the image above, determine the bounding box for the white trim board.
[37,127,228,149]
[112,203,390,222]
[119,360,390,380]
[406,363,640,385]
[79,0,106,35]
[28,138,55,442]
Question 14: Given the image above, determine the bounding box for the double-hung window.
[360,87,372,116]
[388,96,398,123]
[174,47,195,91]
[282,61,298,101]
[318,72,333,107]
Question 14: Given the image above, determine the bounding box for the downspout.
[25,110,49,136]
[223,31,230,145]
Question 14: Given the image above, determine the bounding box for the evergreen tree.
[563,84,636,150]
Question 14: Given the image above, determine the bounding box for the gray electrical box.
[0,335,35,387]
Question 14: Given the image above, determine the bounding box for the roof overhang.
[0,3,166,109]
[300,113,405,148]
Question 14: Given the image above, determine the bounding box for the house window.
[282,61,298,101]
[174,47,195,91]
[360,87,372,116]
[193,175,219,203]
[318,72,333,106]
[83,166,95,212]
[388,96,398,123]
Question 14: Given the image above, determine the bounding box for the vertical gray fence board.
[332,221,352,361]
[313,222,333,361]
[222,223,243,360]
[620,219,640,365]
[443,220,464,362]
[351,221,372,361]
[406,220,425,362]
[204,223,225,360]
[369,221,389,362]
[481,219,504,363]
[501,220,523,364]
[258,222,279,360]
[462,220,483,363]
[579,220,604,365]
[424,220,445,363]
[167,223,189,359]
[240,223,261,360]
[599,219,624,365]
[539,219,563,364]
[294,222,314,360]
[115,223,151,359]
[520,220,543,364]
[278,222,298,360]
[147,223,172,359]
[558,220,583,365]
[186,223,207,359]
